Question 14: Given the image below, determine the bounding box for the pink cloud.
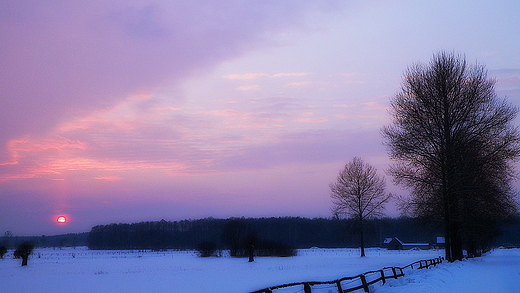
[94,176,123,182]
[272,72,311,78]
[225,73,270,80]
[493,69,520,89]
[236,85,261,91]
[284,81,314,87]
[0,1,342,163]
[224,72,311,80]
[294,112,329,123]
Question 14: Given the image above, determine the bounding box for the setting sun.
[56,216,67,223]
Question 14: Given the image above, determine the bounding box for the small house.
[385,237,430,250]
[385,237,404,250]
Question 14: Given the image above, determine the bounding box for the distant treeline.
[87,217,443,250]
[0,233,89,249]
[2,216,519,250]
[86,216,520,250]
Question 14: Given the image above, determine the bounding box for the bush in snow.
[255,240,297,257]
[196,241,220,257]
[0,245,7,259]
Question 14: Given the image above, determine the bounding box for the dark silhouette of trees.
[84,216,520,251]
[220,219,297,258]
[254,240,297,257]
[14,242,34,266]
[196,241,219,257]
[2,231,13,249]
[330,157,391,256]
[221,219,257,257]
[0,245,7,259]
[0,233,88,249]
[382,51,520,262]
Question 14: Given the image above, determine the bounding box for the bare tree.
[14,242,34,266]
[330,157,391,257]
[382,52,520,261]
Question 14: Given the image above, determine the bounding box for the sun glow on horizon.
[56,216,67,223]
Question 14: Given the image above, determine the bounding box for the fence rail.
[251,256,444,293]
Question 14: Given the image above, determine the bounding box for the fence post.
[380,269,386,284]
[391,267,398,279]
[303,283,312,293]
[360,275,369,293]
[336,280,343,293]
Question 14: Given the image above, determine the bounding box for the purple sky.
[2,0,520,235]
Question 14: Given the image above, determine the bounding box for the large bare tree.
[330,157,391,257]
[382,52,520,261]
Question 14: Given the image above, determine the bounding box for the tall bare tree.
[382,52,520,261]
[330,157,391,257]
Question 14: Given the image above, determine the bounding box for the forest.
[0,232,89,249]
[86,217,443,251]
[1,216,519,251]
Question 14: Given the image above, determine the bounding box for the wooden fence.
[251,256,444,293]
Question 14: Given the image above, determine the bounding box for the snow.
[374,248,520,293]
[1,247,518,293]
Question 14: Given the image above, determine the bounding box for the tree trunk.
[359,218,365,257]
[445,214,463,262]
[248,245,254,262]
[450,220,463,261]
[443,189,452,262]
[21,255,28,266]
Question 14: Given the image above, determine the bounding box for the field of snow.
[1,247,519,293]
[374,248,520,293]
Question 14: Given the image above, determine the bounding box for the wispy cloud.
[224,72,311,80]
[294,112,329,123]
[3,83,381,181]
[339,72,366,84]
[94,176,123,182]
[0,1,333,164]
[272,72,311,78]
[236,85,261,91]
[490,69,520,101]
[284,81,314,87]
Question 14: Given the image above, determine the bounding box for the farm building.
[383,237,430,250]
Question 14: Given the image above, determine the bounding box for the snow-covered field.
[1,247,519,293]
[375,248,520,293]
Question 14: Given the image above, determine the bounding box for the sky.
[1,0,520,236]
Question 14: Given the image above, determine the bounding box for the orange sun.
[56,216,67,223]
